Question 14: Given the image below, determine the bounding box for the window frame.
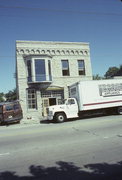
[61,60,70,76]
[34,59,46,82]
[27,89,37,110]
[78,60,85,75]
[26,57,52,83]
[27,60,32,82]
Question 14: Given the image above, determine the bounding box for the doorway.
[41,90,64,116]
[49,98,56,106]
[42,98,57,117]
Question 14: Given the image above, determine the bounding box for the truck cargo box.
[69,79,122,111]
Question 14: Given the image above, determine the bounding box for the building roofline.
[16,40,89,45]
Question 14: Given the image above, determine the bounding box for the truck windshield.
[0,106,2,114]
[58,99,67,105]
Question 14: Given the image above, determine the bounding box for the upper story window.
[26,57,52,83]
[48,60,52,81]
[61,60,70,76]
[35,59,46,81]
[78,60,85,75]
[27,60,32,82]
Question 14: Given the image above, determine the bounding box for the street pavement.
[0,114,122,179]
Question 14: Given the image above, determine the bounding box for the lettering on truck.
[99,83,122,97]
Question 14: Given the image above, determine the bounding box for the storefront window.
[27,89,37,109]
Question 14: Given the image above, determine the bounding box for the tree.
[5,89,17,102]
[104,66,119,79]
[0,93,5,102]
[93,74,103,80]
[114,65,122,76]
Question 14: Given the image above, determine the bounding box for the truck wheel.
[117,107,122,115]
[55,113,66,123]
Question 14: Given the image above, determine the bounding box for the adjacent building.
[16,41,92,123]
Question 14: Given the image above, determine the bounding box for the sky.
[0,0,122,93]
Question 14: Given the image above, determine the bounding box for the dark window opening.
[27,60,32,82]
[49,98,56,106]
[48,60,52,81]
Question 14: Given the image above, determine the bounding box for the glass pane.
[62,70,69,76]
[78,60,84,69]
[6,105,13,111]
[48,60,52,81]
[32,100,36,103]
[35,59,46,81]
[32,104,36,108]
[32,94,35,99]
[79,70,85,75]
[62,60,68,69]
[27,60,32,82]
[28,94,32,98]
[14,104,19,110]
[28,104,32,109]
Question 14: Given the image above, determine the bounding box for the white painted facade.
[16,41,92,123]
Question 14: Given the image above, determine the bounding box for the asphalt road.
[0,115,122,180]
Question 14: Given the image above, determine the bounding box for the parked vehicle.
[0,101,23,124]
[47,79,122,122]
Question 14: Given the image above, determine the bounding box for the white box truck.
[47,79,122,122]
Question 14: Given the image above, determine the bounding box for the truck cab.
[46,98,79,122]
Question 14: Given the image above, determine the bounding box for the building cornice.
[16,48,89,56]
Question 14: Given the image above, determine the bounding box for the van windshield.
[0,105,2,114]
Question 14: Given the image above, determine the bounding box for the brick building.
[16,41,92,123]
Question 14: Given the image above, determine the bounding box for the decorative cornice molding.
[16,48,89,56]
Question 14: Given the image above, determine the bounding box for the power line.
[0,5,122,17]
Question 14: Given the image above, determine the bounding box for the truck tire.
[117,107,122,115]
[55,113,66,123]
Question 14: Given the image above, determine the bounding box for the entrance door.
[42,98,49,116]
[66,99,79,118]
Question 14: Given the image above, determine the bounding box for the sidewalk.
[0,117,50,129]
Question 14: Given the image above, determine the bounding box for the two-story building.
[16,41,92,123]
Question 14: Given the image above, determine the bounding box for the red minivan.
[0,101,23,124]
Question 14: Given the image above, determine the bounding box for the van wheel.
[117,107,122,115]
[55,113,66,123]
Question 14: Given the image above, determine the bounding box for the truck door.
[66,99,78,118]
